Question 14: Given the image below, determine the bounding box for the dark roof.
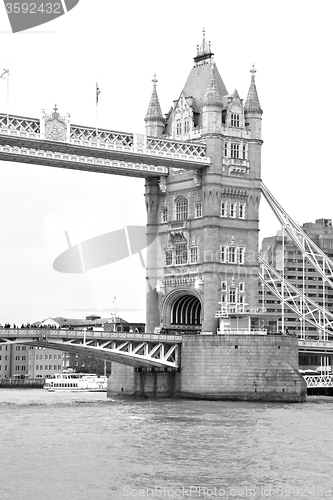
[244,75,262,113]
[183,59,228,124]
[43,316,128,327]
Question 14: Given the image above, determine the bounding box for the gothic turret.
[145,75,164,137]
[202,62,223,134]
[244,64,263,140]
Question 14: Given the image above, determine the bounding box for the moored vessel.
[43,372,107,392]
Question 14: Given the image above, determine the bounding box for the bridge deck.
[0,113,211,174]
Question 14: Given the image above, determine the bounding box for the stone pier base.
[107,363,180,398]
[107,335,307,402]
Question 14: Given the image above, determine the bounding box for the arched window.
[176,197,188,220]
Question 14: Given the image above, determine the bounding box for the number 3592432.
[5,3,62,14]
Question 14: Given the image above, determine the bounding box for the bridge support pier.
[107,363,180,398]
[107,335,306,402]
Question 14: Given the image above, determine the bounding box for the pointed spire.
[244,64,262,113]
[232,89,240,99]
[194,28,213,64]
[203,62,222,106]
[145,74,164,123]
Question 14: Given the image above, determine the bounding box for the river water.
[1,390,333,500]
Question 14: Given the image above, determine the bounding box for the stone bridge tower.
[144,32,263,334]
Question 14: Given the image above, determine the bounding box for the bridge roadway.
[0,329,182,369]
[2,329,333,374]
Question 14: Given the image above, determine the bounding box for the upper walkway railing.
[0,112,210,169]
[0,328,183,343]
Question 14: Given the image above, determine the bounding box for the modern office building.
[260,219,333,369]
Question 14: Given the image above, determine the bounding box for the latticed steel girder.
[303,375,333,388]
[0,334,180,369]
[261,182,333,288]
[259,256,333,337]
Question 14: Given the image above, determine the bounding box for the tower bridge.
[1,329,333,389]
[2,32,332,400]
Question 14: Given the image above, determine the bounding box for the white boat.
[43,372,108,392]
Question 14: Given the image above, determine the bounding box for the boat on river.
[43,372,108,392]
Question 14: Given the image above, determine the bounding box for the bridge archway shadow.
[161,289,202,332]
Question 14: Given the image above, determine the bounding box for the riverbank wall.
[0,378,44,389]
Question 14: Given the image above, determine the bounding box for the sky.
[0,0,332,326]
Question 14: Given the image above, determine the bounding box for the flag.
[1,69,9,79]
[112,293,116,304]
[96,82,100,104]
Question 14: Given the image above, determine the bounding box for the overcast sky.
[0,0,332,326]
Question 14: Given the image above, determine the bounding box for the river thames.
[1,390,333,499]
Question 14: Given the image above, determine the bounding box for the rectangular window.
[58,354,61,360]
[22,346,26,351]
[190,247,198,264]
[176,120,181,135]
[231,143,239,158]
[16,346,20,351]
[184,119,189,134]
[22,356,26,361]
[229,289,236,303]
[165,250,173,266]
[239,203,246,219]
[238,247,245,264]
[161,208,168,223]
[239,282,245,293]
[195,202,202,218]
[21,366,26,371]
[230,203,236,218]
[231,113,240,127]
[49,365,52,370]
[228,247,236,263]
[175,244,187,265]
[220,201,227,217]
[224,142,228,157]
[221,281,227,292]
[36,366,39,371]
[243,144,246,159]
[176,199,188,220]
[15,356,20,361]
[220,245,227,263]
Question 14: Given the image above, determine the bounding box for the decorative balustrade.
[303,375,333,388]
[0,112,210,165]
[0,328,183,343]
[70,125,134,147]
[146,136,206,158]
[0,113,40,134]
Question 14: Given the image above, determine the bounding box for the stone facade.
[180,335,306,402]
[144,34,263,334]
[107,335,306,402]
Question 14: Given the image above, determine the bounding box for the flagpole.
[6,63,9,128]
[95,81,100,139]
